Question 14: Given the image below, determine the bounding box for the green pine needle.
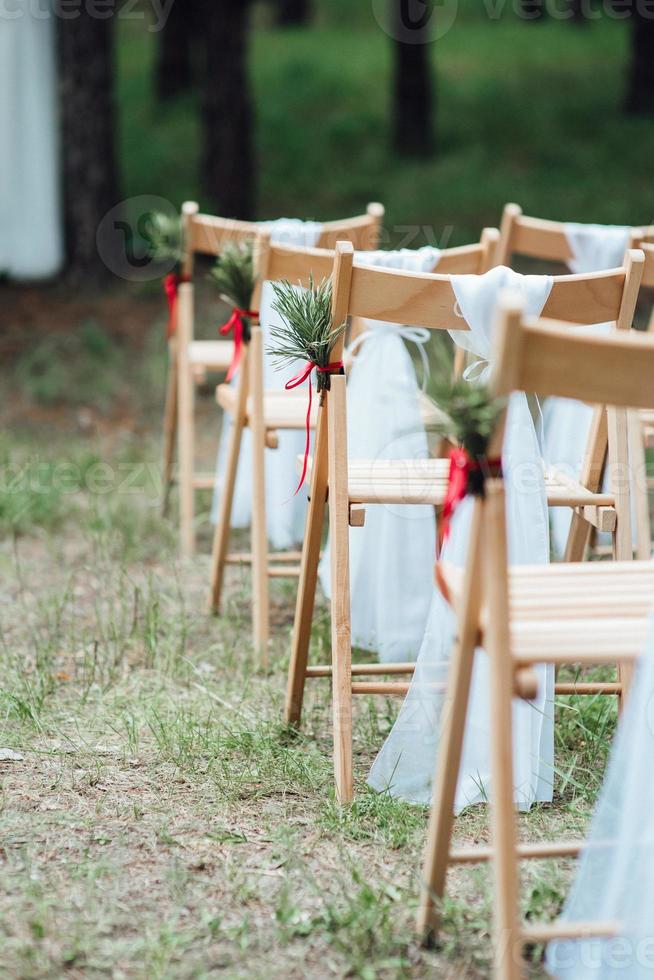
[142,211,183,265]
[431,378,505,459]
[267,277,346,386]
[209,240,256,313]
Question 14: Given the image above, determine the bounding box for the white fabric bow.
[347,322,432,391]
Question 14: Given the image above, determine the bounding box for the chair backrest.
[326,241,644,364]
[254,226,499,293]
[496,202,654,277]
[179,201,385,277]
[643,242,654,292]
[245,230,502,364]
[493,272,654,411]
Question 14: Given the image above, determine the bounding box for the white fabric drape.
[547,616,654,979]
[319,246,441,664]
[544,224,631,557]
[211,219,322,549]
[368,267,555,812]
[0,0,63,279]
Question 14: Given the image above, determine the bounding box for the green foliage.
[0,443,105,537]
[431,378,505,460]
[320,788,426,849]
[141,210,183,265]
[209,240,257,341]
[268,277,345,387]
[119,5,653,247]
[14,322,122,408]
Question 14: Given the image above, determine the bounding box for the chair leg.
[565,406,608,563]
[563,512,591,563]
[629,410,651,561]
[161,342,178,518]
[208,350,250,613]
[418,499,485,943]
[249,329,270,665]
[177,287,195,558]
[484,487,523,980]
[326,376,353,804]
[285,405,329,728]
[609,405,635,705]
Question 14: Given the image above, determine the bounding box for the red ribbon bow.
[219,308,258,382]
[163,273,189,340]
[435,447,502,598]
[439,447,503,549]
[439,448,473,549]
[285,360,344,496]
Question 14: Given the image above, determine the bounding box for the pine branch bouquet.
[142,211,184,267]
[432,378,505,496]
[209,239,257,344]
[267,277,346,393]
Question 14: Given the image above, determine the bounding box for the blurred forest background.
[56,0,654,281]
[4,0,654,423]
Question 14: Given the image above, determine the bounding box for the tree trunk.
[625,12,654,116]
[196,0,255,217]
[569,0,587,23]
[276,0,311,25]
[155,0,196,101]
[57,10,120,284]
[392,1,434,156]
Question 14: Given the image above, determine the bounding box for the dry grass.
[0,301,619,978]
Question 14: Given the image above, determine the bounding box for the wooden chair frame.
[419,283,654,979]
[285,241,642,804]
[206,236,351,662]
[206,232,497,662]
[165,201,385,557]
[496,203,654,561]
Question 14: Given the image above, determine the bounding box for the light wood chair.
[165,202,385,558]
[206,233,495,661]
[285,244,644,804]
[418,278,653,980]
[496,203,654,560]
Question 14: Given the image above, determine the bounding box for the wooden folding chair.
[286,244,644,804]
[165,201,385,557]
[496,203,654,560]
[207,231,494,661]
[418,278,654,979]
[634,241,654,556]
[207,236,344,663]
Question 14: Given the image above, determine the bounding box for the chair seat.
[217,384,319,430]
[303,456,617,509]
[442,559,654,662]
[189,340,234,370]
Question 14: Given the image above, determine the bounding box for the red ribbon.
[219,308,259,382]
[435,447,502,597]
[438,448,502,550]
[285,360,344,496]
[439,448,472,549]
[163,273,189,340]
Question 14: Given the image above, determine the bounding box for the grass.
[0,306,624,977]
[0,2,643,974]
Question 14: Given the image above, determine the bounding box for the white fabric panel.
[319,246,441,664]
[0,0,63,279]
[547,616,654,979]
[369,267,555,812]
